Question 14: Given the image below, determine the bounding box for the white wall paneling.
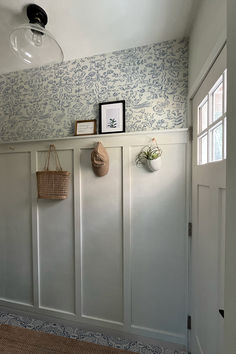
[37,150,75,314]
[0,130,188,344]
[80,147,123,324]
[0,152,33,306]
[131,143,187,343]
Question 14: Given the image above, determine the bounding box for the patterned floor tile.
[0,311,187,354]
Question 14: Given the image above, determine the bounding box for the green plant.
[135,139,162,167]
[108,118,117,128]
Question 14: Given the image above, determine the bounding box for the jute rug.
[0,324,132,353]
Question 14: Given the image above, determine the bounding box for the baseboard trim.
[0,298,33,308]
[131,324,186,345]
[0,299,76,321]
[81,314,123,327]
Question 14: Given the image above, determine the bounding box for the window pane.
[213,83,223,121]
[196,71,227,165]
[224,70,227,113]
[224,118,227,159]
[199,134,208,165]
[199,100,208,132]
[212,123,223,161]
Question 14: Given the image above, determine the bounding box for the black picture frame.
[99,100,125,134]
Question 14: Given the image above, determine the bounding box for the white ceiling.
[0,0,198,74]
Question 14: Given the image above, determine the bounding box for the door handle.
[219,309,224,318]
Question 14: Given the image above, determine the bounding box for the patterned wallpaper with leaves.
[0,38,188,142]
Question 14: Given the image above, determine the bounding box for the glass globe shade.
[10,23,64,67]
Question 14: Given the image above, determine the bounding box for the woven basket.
[37,145,71,200]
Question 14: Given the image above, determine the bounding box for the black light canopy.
[27,4,48,28]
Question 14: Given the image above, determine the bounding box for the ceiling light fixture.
[9,4,64,67]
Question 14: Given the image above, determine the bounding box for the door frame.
[187,39,227,352]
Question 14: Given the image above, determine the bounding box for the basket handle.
[44,144,63,171]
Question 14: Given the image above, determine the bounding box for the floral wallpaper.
[0,38,188,142]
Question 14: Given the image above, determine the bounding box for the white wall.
[0,130,188,345]
[225,0,236,352]
[188,0,226,94]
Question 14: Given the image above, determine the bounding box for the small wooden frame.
[75,120,97,136]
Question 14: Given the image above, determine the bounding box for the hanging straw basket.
[36,144,70,200]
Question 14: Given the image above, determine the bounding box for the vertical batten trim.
[31,150,39,307]
[73,147,81,318]
[184,141,191,349]
[79,147,84,318]
[122,145,132,329]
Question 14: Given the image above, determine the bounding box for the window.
[197,70,227,165]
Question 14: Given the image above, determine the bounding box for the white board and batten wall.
[0,129,188,345]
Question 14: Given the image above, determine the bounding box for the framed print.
[99,100,125,134]
[75,120,97,136]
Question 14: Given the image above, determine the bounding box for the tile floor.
[0,311,187,354]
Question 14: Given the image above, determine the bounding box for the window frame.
[197,69,227,165]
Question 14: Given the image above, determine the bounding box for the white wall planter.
[146,156,162,172]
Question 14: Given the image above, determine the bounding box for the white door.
[191,46,226,354]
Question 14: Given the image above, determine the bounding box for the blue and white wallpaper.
[0,38,188,142]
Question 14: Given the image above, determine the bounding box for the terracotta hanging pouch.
[91,142,109,177]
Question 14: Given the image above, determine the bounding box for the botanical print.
[0,38,188,142]
[106,109,118,129]
[108,118,117,129]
